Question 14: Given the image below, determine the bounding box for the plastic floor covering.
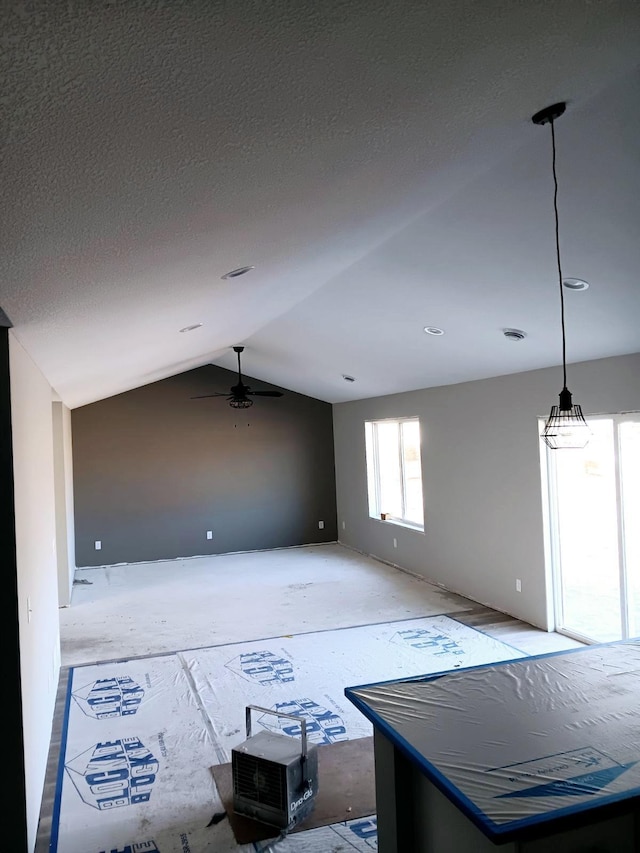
[50,614,525,853]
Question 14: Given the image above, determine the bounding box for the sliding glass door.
[545,414,640,643]
[620,420,640,637]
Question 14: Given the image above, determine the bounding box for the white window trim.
[372,515,425,532]
[365,417,425,532]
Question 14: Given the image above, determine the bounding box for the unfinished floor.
[37,543,583,852]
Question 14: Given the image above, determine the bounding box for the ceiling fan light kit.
[533,102,591,451]
[229,397,253,409]
[191,346,284,408]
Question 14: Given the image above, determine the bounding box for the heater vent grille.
[232,753,286,812]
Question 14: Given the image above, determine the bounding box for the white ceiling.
[1,0,639,408]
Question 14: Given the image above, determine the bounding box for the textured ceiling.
[1,0,639,407]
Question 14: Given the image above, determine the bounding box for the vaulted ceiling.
[2,1,639,408]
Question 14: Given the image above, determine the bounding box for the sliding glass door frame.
[614,415,630,639]
[544,412,640,644]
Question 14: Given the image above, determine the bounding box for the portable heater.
[232,705,318,830]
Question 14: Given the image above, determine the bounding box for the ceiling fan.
[191,346,284,409]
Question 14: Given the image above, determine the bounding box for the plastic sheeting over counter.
[346,640,640,840]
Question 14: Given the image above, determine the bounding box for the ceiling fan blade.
[192,348,281,403]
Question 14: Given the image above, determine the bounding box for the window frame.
[365,417,424,532]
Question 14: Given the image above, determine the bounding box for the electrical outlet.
[342,521,346,530]
[206,530,213,540]
[393,538,397,549]
[516,579,522,593]
[94,540,102,551]
[318,521,324,530]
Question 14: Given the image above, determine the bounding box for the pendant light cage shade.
[542,404,591,449]
[542,387,591,449]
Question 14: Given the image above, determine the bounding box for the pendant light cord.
[550,119,567,390]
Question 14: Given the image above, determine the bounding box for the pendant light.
[532,102,591,450]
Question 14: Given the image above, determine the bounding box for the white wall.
[52,401,76,607]
[10,333,60,851]
[333,353,640,630]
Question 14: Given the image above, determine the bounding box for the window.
[365,418,424,529]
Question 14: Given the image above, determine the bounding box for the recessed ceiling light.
[179,323,203,333]
[221,265,255,280]
[423,326,445,336]
[503,328,527,341]
[563,278,590,291]
[342,374,356,382]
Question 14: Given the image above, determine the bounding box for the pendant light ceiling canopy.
[533,102,592,451]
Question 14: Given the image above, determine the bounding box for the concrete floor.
[39,543,583,852]
[60,543,477,666]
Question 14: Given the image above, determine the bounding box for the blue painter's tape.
[49,671,75,853]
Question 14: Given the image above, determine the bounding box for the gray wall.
[333,352,640,631]
[73,365,337,566]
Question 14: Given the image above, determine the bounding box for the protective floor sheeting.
[52,614,524,852]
